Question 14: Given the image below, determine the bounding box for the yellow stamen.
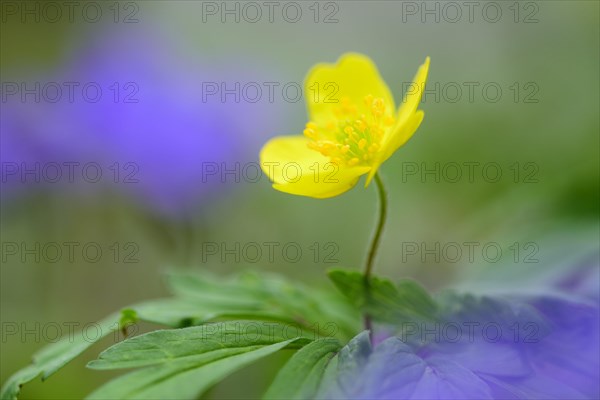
[371,98,385,117]
[355,120,367,133]
[303,128,316,138]
[348,157,360,166]
[304,95,394,167]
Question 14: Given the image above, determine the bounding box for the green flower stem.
[364,172,388,280]
[363,172,388,337]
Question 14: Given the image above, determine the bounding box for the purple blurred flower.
[326,294,599,399]
[1,28,285,218]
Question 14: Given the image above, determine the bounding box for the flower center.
[303,95,395,166]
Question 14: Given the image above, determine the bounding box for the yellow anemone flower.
[260,53,430,198]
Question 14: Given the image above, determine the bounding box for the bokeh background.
[1,1,598,398]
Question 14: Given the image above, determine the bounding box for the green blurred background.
[1,1,598,398]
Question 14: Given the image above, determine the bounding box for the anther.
[348,157,360,166]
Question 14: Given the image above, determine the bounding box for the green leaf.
[0,313,121,400]
[88,321,309,370]
[334,330,372,391]
[87,321,311,399]
[396,280,438,317]
[327,269,437,324]
[0,302,188,400]
[263,338,341,400]
[34,313,122,379]
[311,331,373,400]
[88,342,296,400]
[314,353,340,399]
[0,365,43,400]
[1,270,358,399]
[131,297,299,328]
[164,270,359,338]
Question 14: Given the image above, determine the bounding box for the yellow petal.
[365,111,425,187]
[396,57,430,127]
[364,57,430,186]
[272,171,367,198]
[304,53,395,126]
[260,135,370,198]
